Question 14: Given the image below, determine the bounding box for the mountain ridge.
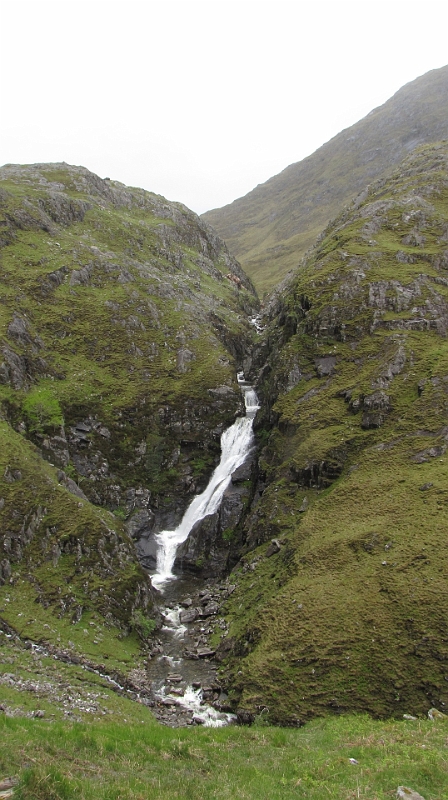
[202,65,448,294]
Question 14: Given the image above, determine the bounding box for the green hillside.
[0,162,258,667]
[2,140,448,800]
[216,142,448,725]
[202,66,448,295]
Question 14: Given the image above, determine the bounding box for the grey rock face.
[315,356,336,377]
[361,390,391,429]
[0,346,28,389]
[176,348,195,373]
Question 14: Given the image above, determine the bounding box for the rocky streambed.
[145,574,236,727]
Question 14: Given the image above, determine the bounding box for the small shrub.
[23,387,64,433]
[131,610,156,639]
[222,527,235,542]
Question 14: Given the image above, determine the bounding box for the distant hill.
[202,65,448,295]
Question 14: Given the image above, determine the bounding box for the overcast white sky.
[1,0,447,213]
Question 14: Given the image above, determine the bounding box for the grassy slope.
[216,143,448,726]
[203,65,448,295]
[0,162,257,667]
[1,629,447,799]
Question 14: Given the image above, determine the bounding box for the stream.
[146,374,258,727]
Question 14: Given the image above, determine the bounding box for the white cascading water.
[152,374,259,588]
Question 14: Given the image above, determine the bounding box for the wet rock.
[231,452,256,483]
[167,673,183,683]
[183,649,199,660]
[197,648,216,659]
[208,385,237,399]
[179,608,197,624]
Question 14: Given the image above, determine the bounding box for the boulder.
[266,539,281,557]
[396,788,426,800]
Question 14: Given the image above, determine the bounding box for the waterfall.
[152,375,259,588]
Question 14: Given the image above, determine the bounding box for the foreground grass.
[1,712,446,799]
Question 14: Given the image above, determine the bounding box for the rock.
[70,265,93,286]
[126,509,156,540]
[403,714,417,720]
[361,390,391,429]
[167,673,183,683]
[396,788,426,800]
[200,602,220,617]
[179,608,197,624]
[236,709,255,725]
[0,778,17,792]
[176,348,195,373]
[0,346,28,389]
[298,497,308,513]
[193,715,205,725]
[219,485,247,529]
[57,471,88,501]
[231,453,255,483]
[197,648,216,659]
[0,780,16,799]
[266,539,281,557]
[315,356,336,377]
[287,364,302,390]
[4,466,22,483]
[428,707,447,720]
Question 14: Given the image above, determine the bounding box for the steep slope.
[0,163,258,667]
[216,142,448,724]
[203,65,448,295]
